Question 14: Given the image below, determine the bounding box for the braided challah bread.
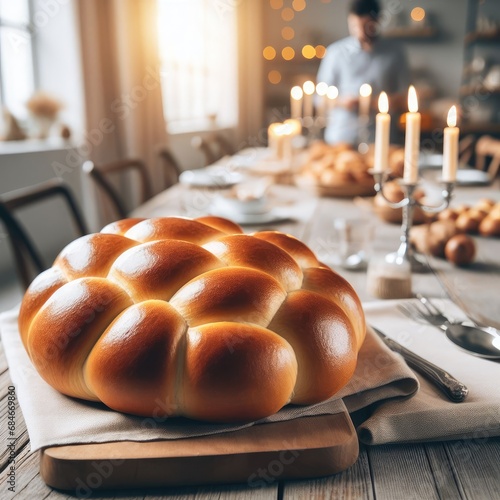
[19,216,365,422]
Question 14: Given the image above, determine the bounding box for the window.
[0,0,36,120]
[157,0,238,132]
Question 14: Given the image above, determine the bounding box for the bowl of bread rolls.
[295,142,407,198]
[295,142,375,197]
[18,216,366,423]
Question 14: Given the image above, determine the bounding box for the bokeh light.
[303,80,315,95]
[315,45,327,58]
[281,7,295,21]
[316,82,329,96]
[263,46,277,60]
[282,26,295,40]
[292,0,306,12]
[302,44,316,59]
[268,70,282,84]
[327,86,339,99]
[282,46,295,60]
[270,0,284,10]
[410,7,426,22]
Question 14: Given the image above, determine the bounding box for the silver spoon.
[443,324,500,360]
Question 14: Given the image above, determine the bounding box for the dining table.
[2,153,500,499]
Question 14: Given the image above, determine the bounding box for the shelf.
[465,31,500,45]
[383,26,438,40]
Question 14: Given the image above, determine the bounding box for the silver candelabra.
[372,171,455,273]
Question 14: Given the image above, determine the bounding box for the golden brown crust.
[203,234,303,291]
[54,233,137,280]
[27,278,133,400]
[268,290,357,404]
[181,322,297,422]
[301,267,366,348]
[253,231,319,268]
[108,240,224,302]
[124,217,224,244]
[195,216,244,235]
[85,300,187,416]
[170,267,287,327]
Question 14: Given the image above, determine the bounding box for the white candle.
[327,85,338,111]
[443,105,459,182]
[404,85,421,184]
[269,122,293,159]
[302,80,315,119]
[374,92,390,173]
[359,83,372,119]
[315,81,329,119]
[290,86,303,120]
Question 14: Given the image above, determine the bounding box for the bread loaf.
[19,216,365,423]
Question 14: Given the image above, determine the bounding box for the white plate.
[455,169,491,186]
[208,205,291,225]
[179,168,244,188]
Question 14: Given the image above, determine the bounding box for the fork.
[397,300,450,329]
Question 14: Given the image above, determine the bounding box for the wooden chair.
[191,133,235,166]
[83,159,153,219]
[0,178,88,290]
[158,148,182,188]
[474,135,500,179]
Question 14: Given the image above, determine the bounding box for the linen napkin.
[359,299,500,444]
[1,305,416,452]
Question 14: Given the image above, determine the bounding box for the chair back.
[475,136,500,180]
[0,178,88,290]
[83,159,152,219]
[191,133,235,166]
[158,148,182,188]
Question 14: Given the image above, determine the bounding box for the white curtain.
[77,0,168,228]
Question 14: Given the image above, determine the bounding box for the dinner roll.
[19,217,365,423]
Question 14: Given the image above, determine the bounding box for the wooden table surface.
[2,176,500,499]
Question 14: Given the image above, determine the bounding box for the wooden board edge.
[40,413,359,492]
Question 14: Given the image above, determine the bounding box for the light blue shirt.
[316,36,410,145]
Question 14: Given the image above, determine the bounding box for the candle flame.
[275,123,293,136]
[447,105,457,127]
[327,85,338,99]
[291,86,303,100]
[316,81,329,96]
[303,80,315,95]
[359,83,372,97]
[378,92,389,114]
[408,85,418,113]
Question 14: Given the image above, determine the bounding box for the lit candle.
[404,85,421,184]
[290,86,303,120]
[359,83,372,119]
[315,81,329,119]
[327,85,338,111]
[443,105,459,182]
[268,122,293,159]
[302,80,315,119]
[374,92,390,173]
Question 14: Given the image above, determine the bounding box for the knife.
[371,326,469,403]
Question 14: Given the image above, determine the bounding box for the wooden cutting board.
[40,411,358,492]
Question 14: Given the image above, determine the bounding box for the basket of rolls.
[18,216,366,423]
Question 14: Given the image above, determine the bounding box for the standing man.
[317,0,410,145]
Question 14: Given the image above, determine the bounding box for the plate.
[208,206,291,225]
[455,169,491,186]
[295,175,376,198]
[179,168,244,188]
